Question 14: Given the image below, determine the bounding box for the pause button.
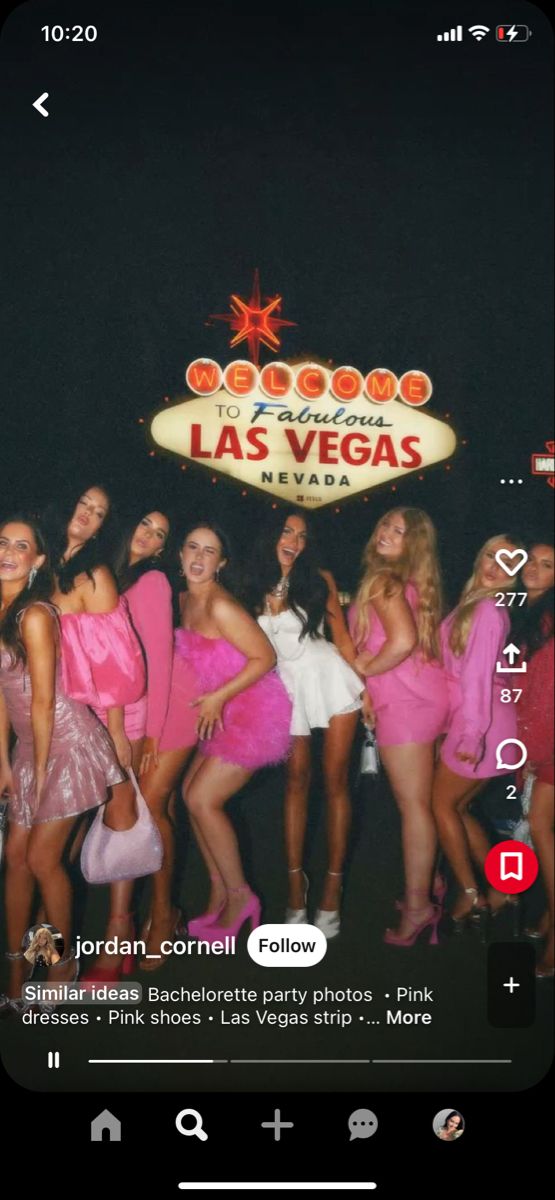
[47,1051,60,1069]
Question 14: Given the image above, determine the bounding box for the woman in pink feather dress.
[178,522,291,942]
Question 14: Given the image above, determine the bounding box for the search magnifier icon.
[175,1109,208,1141]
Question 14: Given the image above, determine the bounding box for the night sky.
[1,0,552,601]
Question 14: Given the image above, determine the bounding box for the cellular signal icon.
[468,25,490,40]
[437,25,463,41]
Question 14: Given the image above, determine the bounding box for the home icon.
[90,1109,122,1142]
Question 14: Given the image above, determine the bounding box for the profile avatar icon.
[433,1110,465,1141]
[23,924,64,969]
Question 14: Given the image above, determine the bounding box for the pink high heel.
[196,886,261,943]
[81,913,136,983]
[187,875,227,938]
[384,903,441,947]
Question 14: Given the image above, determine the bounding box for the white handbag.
[81,768,163,884]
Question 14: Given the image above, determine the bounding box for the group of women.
[0,485,553,1012]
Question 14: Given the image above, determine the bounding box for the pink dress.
[348,582,448,746]
[125,571,199,750]
[440,599,518,778]
[176,629,292,769]
[59,596,146,733]
[0,607,124,828]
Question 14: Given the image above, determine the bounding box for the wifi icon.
[468,24,490,40]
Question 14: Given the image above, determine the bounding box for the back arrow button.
[33,93,49,117]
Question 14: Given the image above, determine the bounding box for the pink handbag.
[81,769,163,884]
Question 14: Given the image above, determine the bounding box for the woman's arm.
[320,569,358,667]
[130,573,174,773]
[0,688,14,796]
[21,606,56,800]
[192,595,276,740]
[354,585,417,677]
[455,601,507,765]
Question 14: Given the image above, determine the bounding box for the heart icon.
[495,548,529,577]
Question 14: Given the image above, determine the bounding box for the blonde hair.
[24,926,58,965]
[353,507,443,661]
[449,535,516,655]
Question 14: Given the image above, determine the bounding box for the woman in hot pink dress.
[50,486,146,978]
[112,511,199,970]
[349,508,448,946]
[0,516,124,1011]
[432,535,522,928]
[179,522,291,942]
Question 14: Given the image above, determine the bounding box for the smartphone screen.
[1,0,553,1191]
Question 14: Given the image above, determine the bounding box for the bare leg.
[528,781,554,972]
[432,760,486,917]
[284,737,312,909]
[380,742,437,936]
[3,823,33,998]
[87,739,143,975]
[318,711,358,910]
[184,755,253,926]
[26,816,78,980]
[137,744,195,966]
[181,752,228,916]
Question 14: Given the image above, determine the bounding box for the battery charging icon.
[496,24,531,42]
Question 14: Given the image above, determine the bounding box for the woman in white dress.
[248,510,362,937]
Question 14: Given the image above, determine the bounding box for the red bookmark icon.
[485,841,539,894]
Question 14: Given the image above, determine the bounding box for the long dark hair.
[113,509,173,593]
[241,509,328,638]
[0,515,55,667]
[44,483,116,594]
[511,538,554,656]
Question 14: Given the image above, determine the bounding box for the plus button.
[503,977,520,994]
[261,1109,294,1141]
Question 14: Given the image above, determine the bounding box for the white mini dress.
[258,607,362,736]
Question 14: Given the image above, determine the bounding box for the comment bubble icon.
[348,1108,378,1140]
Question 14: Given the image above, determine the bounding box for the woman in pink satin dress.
[349,508,448,946]
[50,486,146,978]
[0,517,124,1010]
[112,512,199,970]
[432,535,522,927]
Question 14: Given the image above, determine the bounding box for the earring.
[28,566,38,588]
[215,567,220,581]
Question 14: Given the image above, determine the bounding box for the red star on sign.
[209,269,296,366]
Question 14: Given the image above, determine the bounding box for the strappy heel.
[188,875,227,938]
[447,887,489,942]
[384,903,441,947]
[285,867,309,925]
[81,913,136,983]
[197,885,261,943]
[314,871,342,940]
[139,908,185,971]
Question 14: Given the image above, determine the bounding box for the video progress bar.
[87,1058,369,1065]
[178,1185,377,1192]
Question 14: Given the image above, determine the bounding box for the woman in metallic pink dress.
[179,522,291,942]
[432,535,522,929]
[349,508,448,946]
[0,516,123,1011]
